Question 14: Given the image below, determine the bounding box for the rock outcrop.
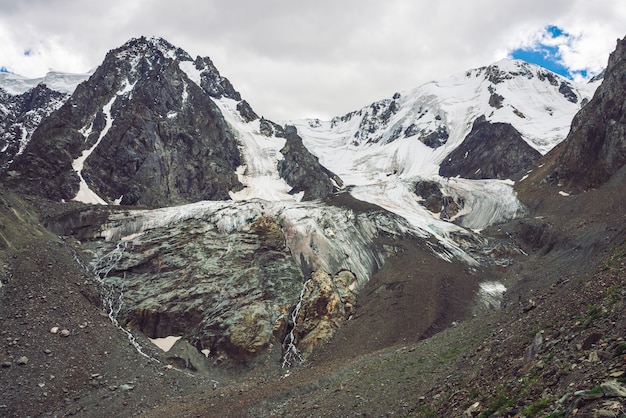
[277,125,343,200]
[439,116,541,180]
[544,36,626,190]
[88,214,304,364]
[290,270,357,357]
[414,179,463,220]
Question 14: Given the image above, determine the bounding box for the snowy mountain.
[285,59,599,234]
[0,70,90,95]
[291,59,599,181]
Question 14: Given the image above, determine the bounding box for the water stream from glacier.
[90,241,160,362]
[281,278,311,369]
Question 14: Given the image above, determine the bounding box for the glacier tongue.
[100,199,385,288]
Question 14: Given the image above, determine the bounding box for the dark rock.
[422,125,449,148]
[582,332,603,350]
[559,81,578,103]
[488,85,504,109]
[413,180,464,220]
[236,100,259,123]
[277,125,343,200]
[414,180,443,213]
[165,338,209,372]
[439,115,541,179]
[544,36,626,189]
[259,117,283,137]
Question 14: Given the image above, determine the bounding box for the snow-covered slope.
[291,59,599,181]
[0,71,90,95]
[286,59,599,239]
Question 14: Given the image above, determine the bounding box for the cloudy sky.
[0,1,624,120]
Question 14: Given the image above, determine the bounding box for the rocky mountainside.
[0,71,90,168]
[0,84,68,169]
[439,115,542,179]
[537,36,626,191]
[1,34,625,418]
[2,37,339,206]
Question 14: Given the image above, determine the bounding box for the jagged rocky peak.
[330,91,450,149]
[277,125,344,200]
[93,35,241,101]
[5,36,245,206]
[542,36,626,190]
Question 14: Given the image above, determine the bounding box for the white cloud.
[0,0,624,119]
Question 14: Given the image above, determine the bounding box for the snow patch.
[476,281,507,310]
[150,335,181,352]
[179,61,202,87]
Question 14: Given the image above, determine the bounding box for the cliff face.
[544,36,626,190]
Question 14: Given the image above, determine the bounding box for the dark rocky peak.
[439,115,541,180]
[542,36,626,190]
[97,36,240,101]
[236,99,258,122]
[113,36,193,64]
[5,36,244,206]
[468,59,535,84]
[470,59,583,104]
[277,125,344,200]
[353,96,401,144]
[259,117,283,137]
[191,55,241,101]
[0,84,67,169]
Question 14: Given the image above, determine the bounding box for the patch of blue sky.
[509,25,589,80]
